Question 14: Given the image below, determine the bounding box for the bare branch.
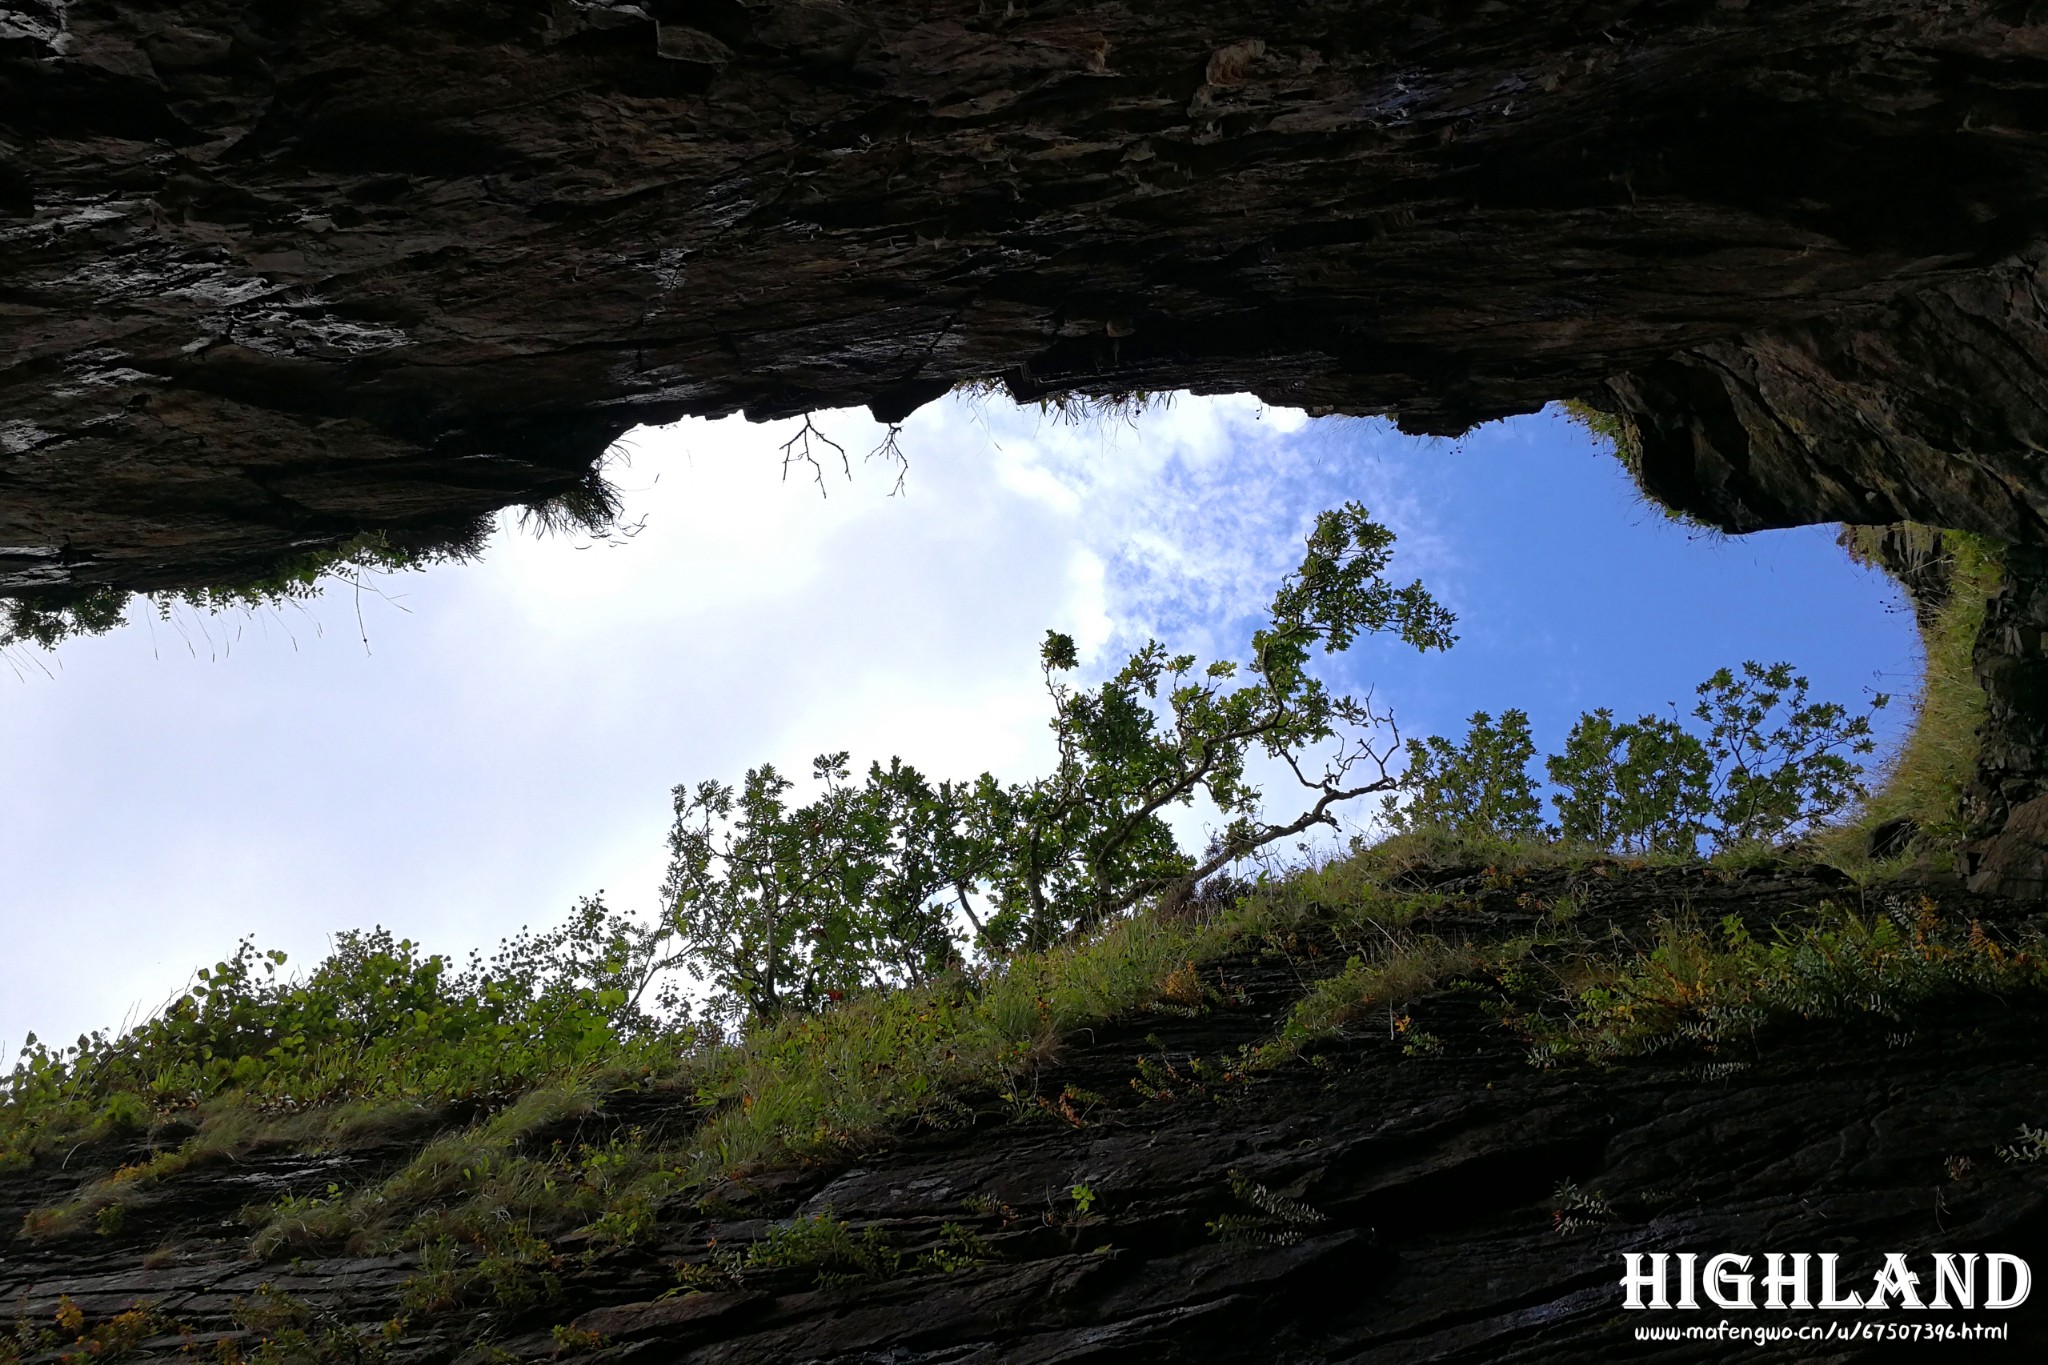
[778,413,850,497]
[867,422,909,496]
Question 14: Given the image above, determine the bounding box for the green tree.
[662,500,1457,1017]
[1693,661,1885,845]
[1383,710,1543,840]
[662,753,991,1026]
[848,758,989,983]
[979,501,1454,947]
[1544,664,1887,853]
[1546,709,1713,854]
[666,757,862,1024]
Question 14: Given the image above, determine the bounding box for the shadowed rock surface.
[5,864,2046,1362]
[9,0,2048,591]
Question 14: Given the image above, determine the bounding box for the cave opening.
[0,393,1923,1057]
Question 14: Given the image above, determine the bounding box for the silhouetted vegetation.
[0,526,494,656]
[1388,663,1886,854]
[660,501,1453,1027]
[1823,524,1999,868]
[5,482,2013,1354]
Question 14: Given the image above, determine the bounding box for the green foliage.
[664,501,1453,1022]
[10,883,1230,1264]
[1533,904,2045,1064]
[1393,663,1884,855]
[1825,527,1998,865]
[400,1225,565,1314]
[1383,710,1542,840]
[916,1221,997,1273]
[1691,662,1884,844]
[1549,1180,1616,1236]
[1206,1171,1327,1247]
[0,586,130,652]
[225,1285,404,1365]
[1998,1125,2048,1166]
[684,910,1219,1177]
[680,1212,901,1290]
[1251,937,1493,1070]
[1,897,699,1166]
[550,1325,608,1357]
[746,1212,899,1286]
[994,504,1452,943]
[1547,709,1711,854]
[664,755,968,1026]
[0,1297,169,1365]
[0,528,490,654]
[1556,399,1639,470]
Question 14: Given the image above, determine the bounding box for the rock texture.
[9,1,2048,591]
[1601,262,2048,543]
[1966,541,2048,835]
[5,864,2047,1362]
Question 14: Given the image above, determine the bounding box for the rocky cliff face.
[8,0,2048,592]
[5,864,2046,1363]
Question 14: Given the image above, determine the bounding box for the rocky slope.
[5,863,2045,1362]
[7,0,2048,591]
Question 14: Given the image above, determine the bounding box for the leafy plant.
[1547,709,1712,854]
[1,527,492,656]
[1998,1124,2048,1166]
[0,1298,169,1365]
[663,500,1454,1021]
[1395,663,1884,855]
[731,1212,900,1288]
[399,1224,563,1314]
[227,1285,404,1365]
[915,1222,996,1273]
[1251,938,1494,1069]
[1549,1179,1615,1235]
[1691,662,1885,845]
[664,755,971,1026]
[1206,1171,1327,1247]
[1383,709,1542,840]
[2,898,699,1167]
[1531,904,2043,1064]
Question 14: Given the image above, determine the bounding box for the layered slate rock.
[4,865,2046,1362]
[7,0,2048,591]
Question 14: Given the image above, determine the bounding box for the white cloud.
[0,393,1920,1063]
[0,393,1377,1057]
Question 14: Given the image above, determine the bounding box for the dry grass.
[1819,527,1998,872]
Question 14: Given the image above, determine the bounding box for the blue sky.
[0,394,1915,1057]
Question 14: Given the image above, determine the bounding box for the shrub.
[1,898,700,1164]
[1381,709,1542,840]
[1393,662,1884,855]
[1547,709,1711,854]
[664,500,1455,1021]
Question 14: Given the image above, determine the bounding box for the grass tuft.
[1820,528,1998,872]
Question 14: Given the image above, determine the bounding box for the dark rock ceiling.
[5,0,2048,592]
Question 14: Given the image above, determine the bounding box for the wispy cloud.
[0,395,1440,1054]
[0,395,1911,1059]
